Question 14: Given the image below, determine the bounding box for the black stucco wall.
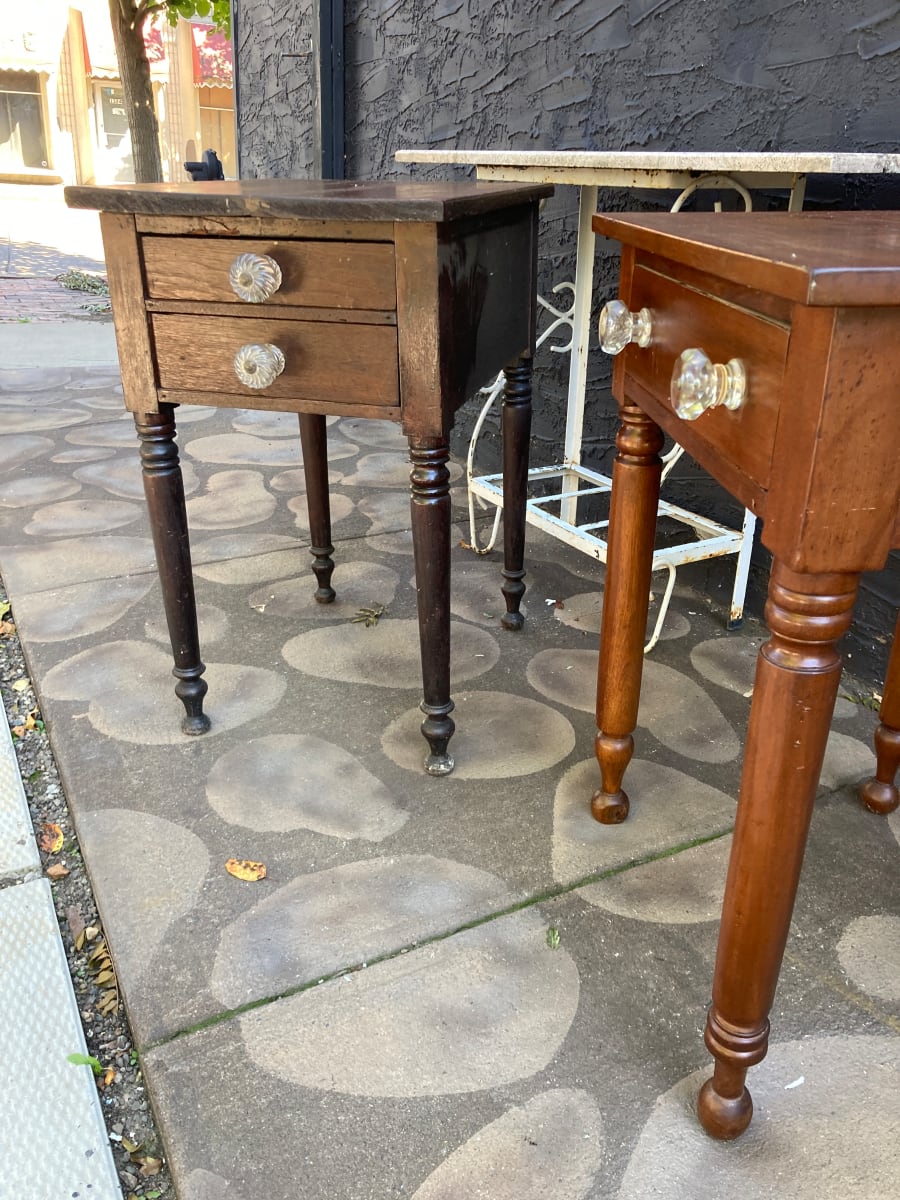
[234,0,900,684]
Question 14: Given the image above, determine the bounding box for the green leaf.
[67,1052,103,1075]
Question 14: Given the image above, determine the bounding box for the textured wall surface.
[236,0,900,680]
[235,0,318,179]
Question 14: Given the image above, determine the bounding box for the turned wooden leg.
[859,611,900,814]
[135,405,210,735]
[592,403,664,823]
[409,438,455,776]
[500,356,532,631]
[298,413,336,603]
[698,564,858,1139]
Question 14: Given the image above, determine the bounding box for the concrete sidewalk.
[0,313,897,1200]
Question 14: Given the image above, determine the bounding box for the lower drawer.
[151,314,399,407]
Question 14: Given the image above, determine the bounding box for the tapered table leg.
[593,402,664,823]
[409,437,455,775]
[135,405,210,735]
[698,563,858,1139]
[859,611,900,814]
[299,413,336,603]
[500,355,533,631]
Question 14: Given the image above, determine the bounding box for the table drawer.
[142,237,397,310]
[151,314,399,407]
[625,264,790,494]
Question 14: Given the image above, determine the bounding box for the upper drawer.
[141,237,397,310]
[625,264,790,495]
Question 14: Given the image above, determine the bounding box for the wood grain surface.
[142,236,397,310]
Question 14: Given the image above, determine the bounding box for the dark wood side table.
[64,179,552,774]
[588,210,900,1138]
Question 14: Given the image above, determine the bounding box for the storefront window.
[0,70,48,170]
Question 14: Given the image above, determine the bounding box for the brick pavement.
[0,277,110,323]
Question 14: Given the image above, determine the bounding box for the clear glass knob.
[598,299,652,355]
[233,343,285,389]
[229,253,283,303]
[670,348,746,421]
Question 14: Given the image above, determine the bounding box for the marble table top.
[395,149,900,189]
[395,149,900,174]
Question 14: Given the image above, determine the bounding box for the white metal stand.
[396,150,900,649]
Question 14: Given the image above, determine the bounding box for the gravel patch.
[0,578,172,1200]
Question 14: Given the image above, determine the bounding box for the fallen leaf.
[0,620,16,636]
[100,1066,116,1087]
[121,1137,141,1154]
[138,1157,163,1177]
[11,677,30,692]
[225,857,267,882]
[10,725,24,738]
[39,822,64,853]
[66,906,85,944]
[46,863,70,880]
[99,989,119,1016]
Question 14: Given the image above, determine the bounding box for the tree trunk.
[108,0,163,183]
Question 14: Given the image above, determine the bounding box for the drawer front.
[152,314,399,407]
[626,265,790,494]
[142,237,397,310]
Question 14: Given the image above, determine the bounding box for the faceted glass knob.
[233,343,285,389]
[229,253,283,303]
[670,348,746,421]
[598,299,652,355]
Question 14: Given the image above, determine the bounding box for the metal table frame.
[395,150,900,648]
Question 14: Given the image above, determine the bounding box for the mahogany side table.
[64,179,552,774]
[589,210,900,1138]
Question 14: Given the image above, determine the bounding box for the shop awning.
[0,0,69,73]
[191,23,233,89]
[80,3,168,81]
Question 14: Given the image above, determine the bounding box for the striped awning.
[191,23,233,89]
[80,3,168,81]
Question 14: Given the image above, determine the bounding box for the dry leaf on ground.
[46,862,70,880]
[39,821,64,853]
[225,858,267,881]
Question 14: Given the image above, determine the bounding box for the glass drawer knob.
[598,299,652,355]
[234,343,285,389]
[670,348,746,421]
[229,253,283,303]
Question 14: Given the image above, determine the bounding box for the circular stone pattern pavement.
[237,895,580,1097]
[617,1035,900,1199]
[205,733,408,840]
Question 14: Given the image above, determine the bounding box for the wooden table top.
[593,211,900,307]
[64,178,554,223]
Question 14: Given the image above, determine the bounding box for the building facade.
[0,0,235,185]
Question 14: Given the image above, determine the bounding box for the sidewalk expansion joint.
[143,825,736,1053]
[782,944,900,1036]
